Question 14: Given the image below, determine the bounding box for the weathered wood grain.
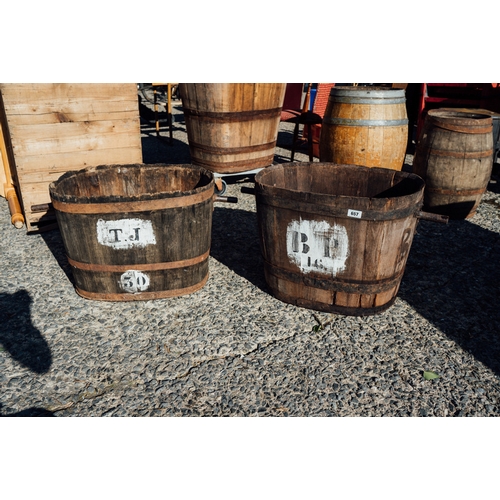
[179,83,286,174]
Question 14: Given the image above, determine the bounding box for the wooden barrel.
[179,83,286,174]
[255,162,425,316]
[319,86,408,170]
[437,106,500,164]
[413,109,493,219]
[49,164,214,301]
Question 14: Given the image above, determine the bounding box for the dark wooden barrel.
[179,83,286,174]
[255,163,425,316]
[413,109,494,219]
[49,164,214,301]
[319,86,408,170]
[432,106,500,165]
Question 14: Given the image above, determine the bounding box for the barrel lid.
[329,86,406,99]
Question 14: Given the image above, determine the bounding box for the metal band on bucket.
[75,274,209,301]
[183,107,282,122]
[420,147,493,159]
[265,261,404,295]
[192,155,274,170]
[66,249,210,272]
[51,189,213,214]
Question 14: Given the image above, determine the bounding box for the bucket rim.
[255,162,424,201]
[437,107,500,119]
[49,163,215,205]
[427,108,494,123]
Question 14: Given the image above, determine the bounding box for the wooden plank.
[3,106,139,125]
[15,143,143,206]
[9,117,140,139]
[15,148,143,184]
[0,83,137,103]
[2,94,138,110]
[9,120,141,157]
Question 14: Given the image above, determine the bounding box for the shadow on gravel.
[0,403,55,417]
[399,217,500,377]
[487,167,500,194]
[0,290,52,373]
[140,133,191,165]
[211,206,268,292]
[39,229,75,288]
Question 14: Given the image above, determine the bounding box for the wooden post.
[0,119,24,228]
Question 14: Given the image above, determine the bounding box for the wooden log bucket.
[179,83,286,174]
[319,86,408,170]
[413,109,494,219]
[49,164,214,301]
[254,162,434,316]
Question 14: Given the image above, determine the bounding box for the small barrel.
[435,107,500,164]
[319,86,408,170]
[49,164,214,301]
[413,109,494,219]
[179,83,286,174]
[255,162,425,316]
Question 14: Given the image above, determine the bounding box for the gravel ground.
[1,91,500,417]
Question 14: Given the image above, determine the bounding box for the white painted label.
[120,270,150,293]
[96,218,156,250]
[286,219,349,276]
[347,209,362,219]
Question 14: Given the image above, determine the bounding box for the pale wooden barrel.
[179,83,286,174]
[319,86,408,170]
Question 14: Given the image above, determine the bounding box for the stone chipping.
[1,92,500,417]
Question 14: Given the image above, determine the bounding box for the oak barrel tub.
[49,164,214,301]
[254,162,445,316]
